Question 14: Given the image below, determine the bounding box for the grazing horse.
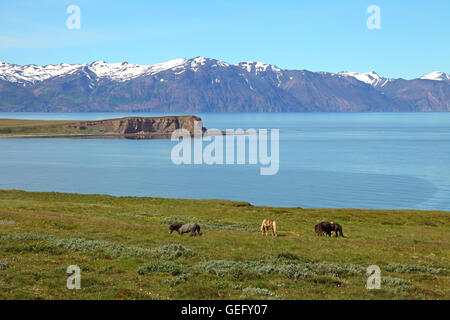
[169,222,202,236]
[315,221,333,237]
[169,223,183,234]
[315,221,345,237]
[330,222,345,237]
[315,223,325,236]
[261,219,277,236]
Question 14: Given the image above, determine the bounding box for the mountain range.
[0,57,449,112]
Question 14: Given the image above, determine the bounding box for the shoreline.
[0,189,448,213]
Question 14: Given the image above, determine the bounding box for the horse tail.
[261,220,266,232]
[272,220,277,235]
[197,225,202,236]
[339,227,345,237]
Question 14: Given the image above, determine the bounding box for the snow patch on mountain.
[147,58,186,75]
[337,71,389,87]
[0,62,83,84]
[236,62,281,74]
[87,61,151,81]
[420,71,450,81]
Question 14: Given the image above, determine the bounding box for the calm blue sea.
[1,112,449,211]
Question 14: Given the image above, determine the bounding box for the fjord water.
[0,112,449,211]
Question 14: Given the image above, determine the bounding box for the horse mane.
[260,219,267,231]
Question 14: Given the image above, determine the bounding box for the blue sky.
[0,0,448,79]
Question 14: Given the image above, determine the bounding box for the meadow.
[0,119,103,136]
[0,189,448,299]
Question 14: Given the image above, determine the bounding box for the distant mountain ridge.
[0,57,449,112]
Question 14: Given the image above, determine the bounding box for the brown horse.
[315,221,345,237]
[261,219,277,236]
[315,221,332,236]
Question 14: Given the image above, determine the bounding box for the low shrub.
[195,259,364,279]
[0,232,152,258]
[162,272,193,287]
[151,244,195,260]
[50,238,152,258]
[226,269,262,281]
[385,263,447,275]
[0,261,8,270]
[241,287,274,297]
[0,220,18,226]
[382,276,409,286]
[278,264,314,279]
[196,260,243,276]
[0,232,51,241]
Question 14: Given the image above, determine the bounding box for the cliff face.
[68,116,203,136]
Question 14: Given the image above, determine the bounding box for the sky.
[0,0,449,79]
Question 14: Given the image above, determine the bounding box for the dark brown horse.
[315,221,332,236]
[315,221,345,237]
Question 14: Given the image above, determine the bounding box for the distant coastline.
[0,115,204,139]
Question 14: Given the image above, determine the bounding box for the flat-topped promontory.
[0,115,205,138]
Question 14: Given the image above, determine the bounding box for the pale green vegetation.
[0,190,448,299]
[0,119,106,136]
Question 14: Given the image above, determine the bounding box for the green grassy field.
[0,119,105,136]
[0,189,448,300]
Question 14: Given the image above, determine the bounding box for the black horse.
[330,222,345,237]
[169,223,184,234]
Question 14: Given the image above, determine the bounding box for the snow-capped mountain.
[0,62,84,84]
[0,57,448,112]
[420,71,450,81]
[336,71,391,87]
[0,57,283,85]
[0,59,188,84]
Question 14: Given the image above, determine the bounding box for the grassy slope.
[0,190,448,300]
[0,119,104,136]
